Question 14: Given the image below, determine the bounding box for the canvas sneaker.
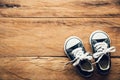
[89,30,116,75]
[64,36,94,77]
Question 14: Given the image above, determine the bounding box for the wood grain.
[0,0,120,80]
[0,0,120,17]
[116,28,120,57]
[0,57,120,80]
[0,18,119,57]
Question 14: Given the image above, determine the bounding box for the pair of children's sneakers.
[64,30,116,77]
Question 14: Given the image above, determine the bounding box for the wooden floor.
[0,0,120,80]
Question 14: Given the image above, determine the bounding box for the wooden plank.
[116,28,120,57]
[0,18,120,57]
[0,57,120,80]
[0,68,24,80]
[0,0,120,17]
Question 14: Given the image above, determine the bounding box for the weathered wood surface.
[0,18,120,57]
[0,0,120,17]
[0,57,120,80]
[0,0,120,80]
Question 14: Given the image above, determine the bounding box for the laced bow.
[65,48,92,66]
[92,42,116,64]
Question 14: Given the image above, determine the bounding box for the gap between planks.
[0,17,120,18]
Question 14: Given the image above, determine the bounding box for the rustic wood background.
[0,0,120,80]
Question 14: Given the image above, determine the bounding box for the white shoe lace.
[92,42,116,64]
[65,48,92,67]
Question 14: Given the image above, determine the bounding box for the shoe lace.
[65,48,92,67]
[92,42,116,64]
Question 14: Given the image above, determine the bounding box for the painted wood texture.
[0,0,120,17]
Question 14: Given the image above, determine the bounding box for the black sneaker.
[64,36,94,77]
[89,30,116,75]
